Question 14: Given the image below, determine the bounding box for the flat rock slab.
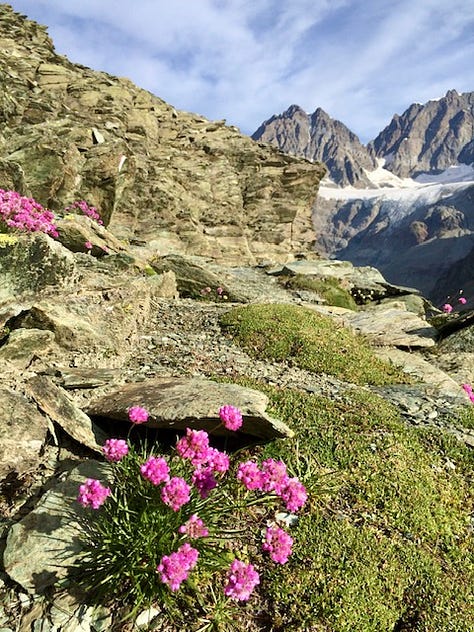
[343,305,438,348]
[87,377,293,440]
[27,375,107,453]
[3,460,110,594]
[373,348,466,398]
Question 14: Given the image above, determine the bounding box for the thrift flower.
[224,559,260,601]
[442,303,453,313]
[462,383,474,403]
[216,286,224,296]
[179,514,209,539]
[84,240,93,250]
[102,438,129,462]
[157,543,199,591]
[192,467,217,498]
[140,456,170,485]
[237,461,264,491]
[77,478,111,509]
[261,459,288,494]
[206,447,230,473]
[459,297,467,305]
[176,428,210,466]
[280,477,308,513]
[219,405,243,431]
[161,477,191,511]
[262,526,293,564]
[128,406,149,424]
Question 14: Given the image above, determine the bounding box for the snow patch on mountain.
[318,161,474,228]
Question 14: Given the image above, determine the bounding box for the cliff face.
[370,90,474,178]
[252,105,376,187]
[0,5,325,264]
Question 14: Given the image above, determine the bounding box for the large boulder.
[87,377,294,440]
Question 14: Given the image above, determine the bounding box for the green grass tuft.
[220,303,410,386]
[280,274,358,310]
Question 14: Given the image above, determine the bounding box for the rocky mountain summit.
[252,105,377,187]
[370,90,474,178]
[0,4,325,265]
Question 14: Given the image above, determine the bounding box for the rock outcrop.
[252,105,376,187]
[0,4,325,264]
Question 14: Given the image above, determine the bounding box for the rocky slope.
[252,104,376,187]
[0,228,473,630]
[0,4,325,265]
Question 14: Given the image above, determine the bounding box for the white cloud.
[7,0,474,142]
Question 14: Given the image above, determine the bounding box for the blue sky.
[7,0,474,143]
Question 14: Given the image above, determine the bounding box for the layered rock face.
[0,5,325,264]
[370,90,474,178]
[252,105,376,187]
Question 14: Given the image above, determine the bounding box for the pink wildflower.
[261,459,289,494]
[157,543,199,591]
[84,240,93,250]
[224,559,260,601]
[219,405,243,431]
[102,438,129,463]
[206,447,230,473]
[462,383,474,403]
[140,456,170,485]
[161,477,191,511]
[216,287,224,295]
[176,428,210,466]
[128,406,149,424]
[459,297,467,305]
[442,303,453,313]
[192,467,217,498]
[237,461,264,491]
[0,189,58,237]
[179,514,209,539]
[280,477,308,513]
[77,478,111,509]
[262,526,293,564]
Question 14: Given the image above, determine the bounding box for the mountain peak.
[252,105,377,187]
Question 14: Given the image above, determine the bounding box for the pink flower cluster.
[262,526,293,564]
[219,405,243,431]
[462,383,474,403]
[179,514,209,539]
[102,438,129,462]
[65,200,103,224]
[443,303,453,314]
[0,189,58,237]
[161,477,191,511]
[224,559,260,601]
[237,458,307,513]
[128,406,149,424]
[157,542,199,591]
[77,478,111,509]
[140,456,170,485]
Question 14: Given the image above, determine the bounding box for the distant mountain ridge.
[252,91,474,307]
[252,90,474,187]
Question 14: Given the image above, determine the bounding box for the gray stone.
[87,377,294,440]
[0,386,47,479]
[27,375,107,453]
[0,328,56,368]
[0,234,78,302]
[342,302,438,348]
[3,460,110,594]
